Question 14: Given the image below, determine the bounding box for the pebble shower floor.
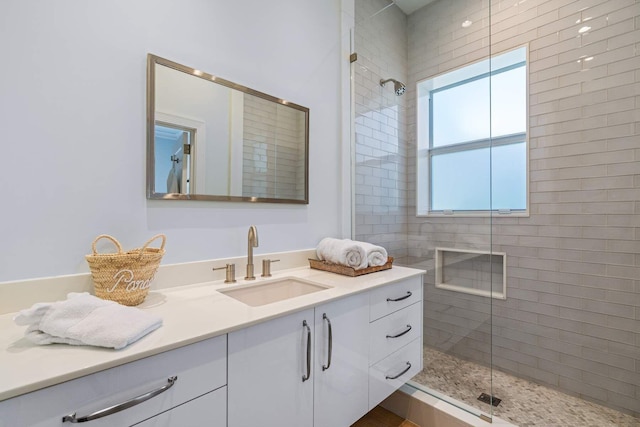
[412,347,640,427]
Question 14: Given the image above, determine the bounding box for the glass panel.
[353,0,494,422]
[431,142,526,211]
[490,66,526,137]
[491,142,526,210]
[432,78,490,147]
[431,53,526,148]
[431,148,490,210]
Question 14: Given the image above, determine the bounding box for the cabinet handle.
[302,320,311,382]
[386,291,412,302]
[386,324,412,339]
[385,362,411,380]
[62,376,178,423]
[322,313,332,371]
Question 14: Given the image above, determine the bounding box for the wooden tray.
[309,257,393,277]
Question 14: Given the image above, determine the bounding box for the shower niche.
[434,248,506,300]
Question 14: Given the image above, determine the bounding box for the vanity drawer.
[368,338,422,410]
[0,335,227,427]
[370,302,422,365]
[134,386,226,427]
[369,276,422,321]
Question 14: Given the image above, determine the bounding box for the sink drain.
[478,393,501,407]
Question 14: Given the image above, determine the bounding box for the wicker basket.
[309,257,393,277]
[85,234,166,306]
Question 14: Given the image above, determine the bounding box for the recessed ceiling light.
[462,20,472,28]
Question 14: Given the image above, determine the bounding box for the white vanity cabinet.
[227,292,370,427]
[0,336,227,427]
[368,276,423,409]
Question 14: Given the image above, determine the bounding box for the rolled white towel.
[316,237,368,270]
[353,240,388,267]
[14,292,162,350]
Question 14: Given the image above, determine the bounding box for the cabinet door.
[314,293,370,427]
[228,308,314,427]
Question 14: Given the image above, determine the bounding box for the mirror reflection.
[147,54,309,204]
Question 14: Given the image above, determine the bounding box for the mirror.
[146,54,309,204]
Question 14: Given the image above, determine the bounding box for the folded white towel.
[316,237,368,270]
[355,240,388,267]
[14,293,162,350]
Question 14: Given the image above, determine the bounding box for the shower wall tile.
[559,376,609,402]
[402,0,640,417]
[353,0,639,417]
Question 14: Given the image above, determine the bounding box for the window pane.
[431,65,525,147]
[432,78,490,147]
[430,142,526,211]
[491,142,526,210]
[491,66,526,137]
[431,148,491,210]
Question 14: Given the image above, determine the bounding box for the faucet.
[245,225,259,280]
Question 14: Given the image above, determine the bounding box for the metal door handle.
[385,362,411,380]
[302,320,311,382]
[322,313,332,371]
[386,324,412,339]
[62,376,178,423]
[386,291,412,302]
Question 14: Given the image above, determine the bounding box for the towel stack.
[14,292,162,350]
[316,238,388,270]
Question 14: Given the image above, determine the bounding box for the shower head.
[380,78,406,96]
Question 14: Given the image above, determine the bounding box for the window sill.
[416,210,529,218]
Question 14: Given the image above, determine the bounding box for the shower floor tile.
[412,347,640,427]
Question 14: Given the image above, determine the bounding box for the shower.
[355,0,640,425]
[380,78,406,95]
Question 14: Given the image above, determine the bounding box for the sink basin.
[219,277,332,307]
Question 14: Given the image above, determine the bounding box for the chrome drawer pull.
[386,324,412,339]
[385,362,411,380]
[62,376,178,423]
[386,291,412,302]
[302,320,311,382]
[322,313,333,371]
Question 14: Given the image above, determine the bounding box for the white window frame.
[416,45,530,217]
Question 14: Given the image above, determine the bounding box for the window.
[416,46,528,215]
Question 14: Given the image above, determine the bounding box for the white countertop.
[0,265,423,402]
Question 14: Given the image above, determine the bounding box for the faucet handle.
[261,259,280,278]
[213,263,237,284]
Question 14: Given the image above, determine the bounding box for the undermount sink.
[219,277,332,307]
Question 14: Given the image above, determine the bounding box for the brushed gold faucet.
[245,225,259,280]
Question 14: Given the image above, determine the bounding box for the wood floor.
[351,406,419,427]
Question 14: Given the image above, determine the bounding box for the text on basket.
[106,270,154,293]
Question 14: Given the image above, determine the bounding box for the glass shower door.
[351,0,496,422]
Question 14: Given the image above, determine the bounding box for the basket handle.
[92,235,124,255]
[136,234,167,257]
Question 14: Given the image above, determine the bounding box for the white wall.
[0,0,346,281]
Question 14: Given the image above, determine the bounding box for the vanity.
[0,260,424,427]
[0,54,423,426]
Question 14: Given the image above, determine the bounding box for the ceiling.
[392,0,436,15]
